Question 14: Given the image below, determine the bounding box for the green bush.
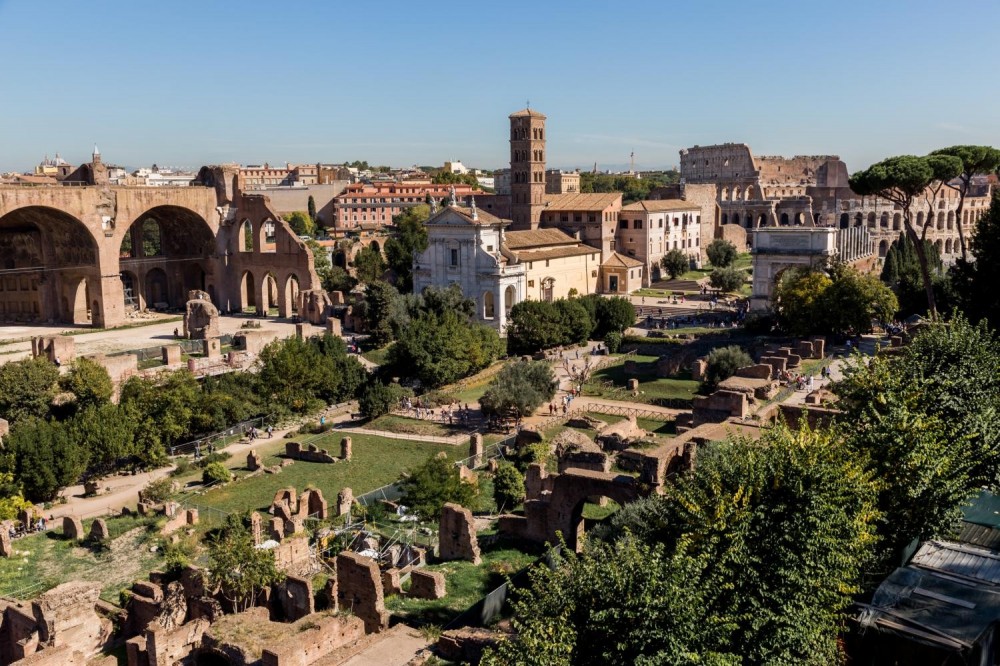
[202,462,232,486]
[709,266,745,293]
[703,345,753,389]
[142,478,175,503]
[605,331,623,354]
[706,239,738,268]
[492,463,525,511]
[196,451,232,469]
[661,249,689,279]
[169,459,193,477]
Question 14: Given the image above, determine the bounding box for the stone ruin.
[336,551,389,633]
[88,519,109,542]
[30,335,75,366]
[299,288,333,325]
[553,429,609,474]
[62,516,84,542]
[0,581,113,665]
[340,436,352,461]
[246,449,262,471]
[439,503,481,564]
[409,570,446,600]
[284,441,337,463]
[182,290,219,340]
[336,487,354,517]
[594,416,647,451]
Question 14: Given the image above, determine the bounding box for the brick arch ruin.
[499,467,648,552]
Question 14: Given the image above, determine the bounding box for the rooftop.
[622,199,703,213]
[543,192,622,212]
[509,108,546,119]
[505,228,579,250]
[602,251,643,269]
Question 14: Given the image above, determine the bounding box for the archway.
[780,213,789,226]
[284,274,301,316]
[867,212,876,228]
[722,213,728,225]
[917,211,925,227]
[937,212,945,230]
[878,240,888,258]
[947,211,954,230]
[794,212,805,226]
[504,285,516,316]
[145,268,169,309]
[0,205,100,324]
[120,270,142,311]
[241,270,257,312]
[240,220,253,253]
[259,219,277,253]
[370,240,381,254]
[119,206,215,310]
[945,238,953,254]
[880,212,889,228]
[893,213,901,231]
[483,291,495,319]
[259,272,279,315]
[332,250,347,269]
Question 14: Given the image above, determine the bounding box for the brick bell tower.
[509,107,547,230]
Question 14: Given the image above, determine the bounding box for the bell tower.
[509,107,546,230]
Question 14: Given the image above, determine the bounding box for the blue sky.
[1,0,998,174]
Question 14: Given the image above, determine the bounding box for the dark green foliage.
[506,298,593,355]
[954,191,1000,326]
[362,281,399,346]
[71,403,151,475]
[706,239,738,268]
[880,232,945,317]
[307,195,317,222]
[703,345,752,389]
[358,381,396,420]
[256,335,366,414]
[398,454,477,520]
[8,418,89,502]
[489,425,874,665]
[492,462,525,511]
[604,330,622,353]
[384,205,430,293]
[660,248,689,279]
[119,371,202,447]
[353,245,387,284]
[0,358,59,427]
[931,145,1000,260]
[774,265,898,336]
[283,211,314,237]
[386,311,503,389]
[708,266,744,293]
[479,361,557,418]
[202,461,231,485]
[142,478,174,504]
[208,518,281,613]
[60,357,112,412]
[579,171,679,204]
[578,295,635,339]
[431,170,479,188]
[835,315,1000,576]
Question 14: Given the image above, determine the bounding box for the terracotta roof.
[504,228,578,249]
[514,245,597,262]
[601,251,643,269]
[426,205,504,227]
[509,108,546,119]
[621,200,702,213]
[543,192,622,211]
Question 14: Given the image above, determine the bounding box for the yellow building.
[505,229,601,300]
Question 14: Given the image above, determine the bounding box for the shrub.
[169,459,193,477]
[202,462,232,485]
[360,381,412,420]
[706,239,738,268]
[703,345,753,389]
[492,462,525,511]
[196,451,232,469]
[709,266,745,293]
[399,454,477,520]
[479,361,558,419]
[604,331,623,354]
[661,249,689,279]
[142,478,174,503]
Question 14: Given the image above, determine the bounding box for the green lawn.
[586,356,700,406]
[361,344,392,366]
[365,415,473,438]
[0,515,166,603]
[180,432,466,515]
[385,540,544,626]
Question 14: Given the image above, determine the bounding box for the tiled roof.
[514,245,597,262]
[543,192,622,211]
[621,200,703,213]
[426,205,504,226]
[504,228,578,249]
[602,251,643,268]
[509,108,546,119]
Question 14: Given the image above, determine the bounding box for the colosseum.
[679,143,992,261]
[0,152,325,328]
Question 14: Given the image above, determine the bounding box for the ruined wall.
[335,552,388,633]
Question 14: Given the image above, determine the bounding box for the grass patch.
[362,344,393,366]
[582,499,620,521]
[0,515,165,603]
[385,540,544,626]
[61,316,184,336]
[586,357,700,407]
[180,432,465,515]
[365,415,472,438]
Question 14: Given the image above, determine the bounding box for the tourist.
[266,425,274,438]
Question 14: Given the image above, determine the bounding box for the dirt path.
[336,625,430,666]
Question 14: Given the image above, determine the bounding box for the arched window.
[880,212,889,228]
[879,240,888,257]
[867,212,877,228]
[483,291,495,319]
[839,213,849,229]
[917,211,924,227]
[780,212,789,225]
[947,211,954,229]
[722,213,728,225]
[937,212,945,230]
[893,213,901,230]
[855,213,863,227]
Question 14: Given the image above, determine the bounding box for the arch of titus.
[0,158,324,328]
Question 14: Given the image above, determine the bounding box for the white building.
[444,160,470,175]
[412,202,524,333]
[618,200,703,284]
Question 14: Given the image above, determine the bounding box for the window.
[450,248,459,266]
[545,260,550,267]
[487,245,494,251]
[528,280,535,287]
[634,220,643,230]
[588,214,596,223]
[619,220,627,229]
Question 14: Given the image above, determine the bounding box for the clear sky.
[1,0,998,174]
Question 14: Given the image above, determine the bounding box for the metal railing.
[168,415,274,457]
